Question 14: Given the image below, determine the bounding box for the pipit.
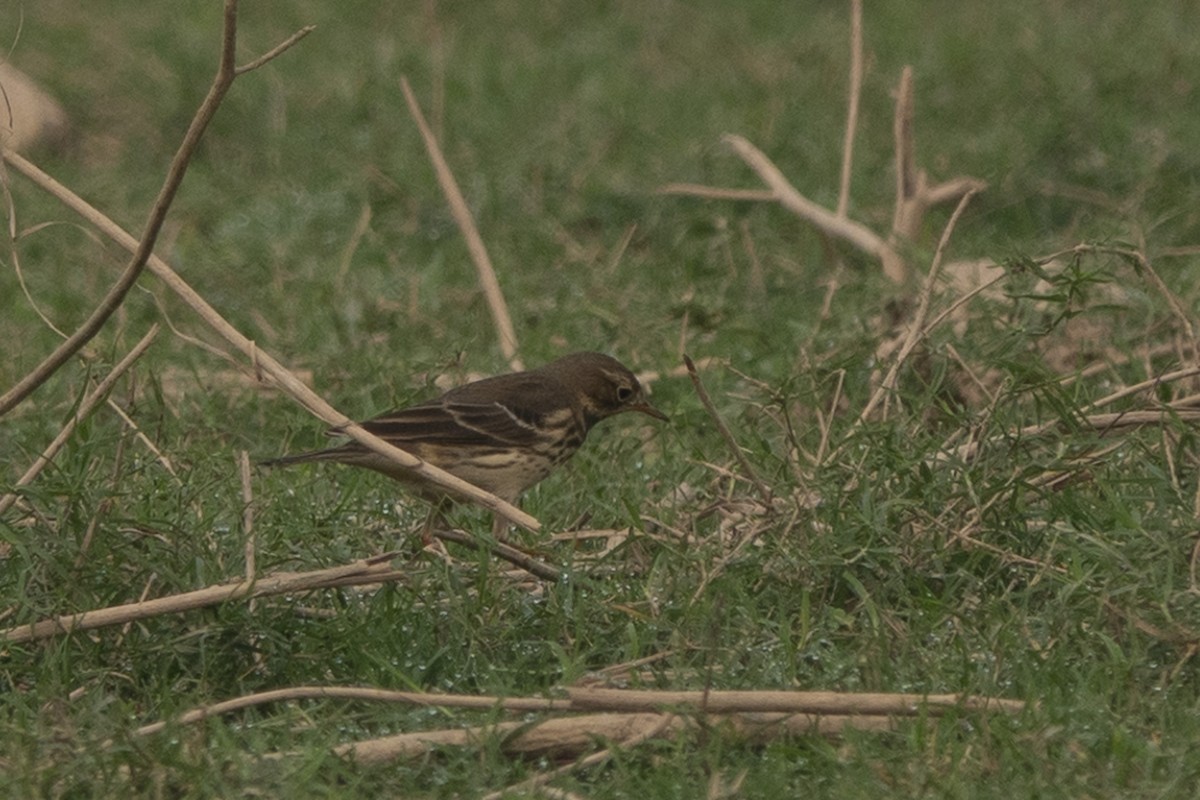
[263,352,667,536]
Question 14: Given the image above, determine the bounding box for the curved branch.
[0,4,311,417]
[722,134,906,281]
[0,1,244,415]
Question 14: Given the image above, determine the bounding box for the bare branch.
[891,65,917,234]
[566,686,1026,715]
[0,0,242,416]
[126,684,1022,767]
[235,25,316,75]
[858,189,978,423]
[889,66,986,252]
[431,528,565,583]
[722,133,906,282]
[132,686,566,738]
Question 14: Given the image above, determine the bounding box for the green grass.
[5,0,1200,796]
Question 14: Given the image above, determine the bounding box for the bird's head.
[543,352,668,426]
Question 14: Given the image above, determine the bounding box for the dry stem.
[400,76,522,370]
[722,133,902,279]
[0,325,159,517]
[482,714,678,800]
[132,685,569,738]
[656,183,776,203]
[0,552,407,645]
[565,686,1024,715]
[890,66,987,249]
[856,189,978,424]
[837,0,863,218]
[431,528,566,583]
[684,354,772,502]
[126,682,1023,767]
[0,1,306,416]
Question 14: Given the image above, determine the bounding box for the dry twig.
[684,355,772,502]
[856,189,978,423]
[723,133,902,279]
[837,0,863,218]
[400,75,522,370]
[432,528,566,583]
[0,1,308,416]
[482,715,678,800]
[890,66,987,249]
[238,450,256,582]
[127,682,1023,767]
[565,686,1024,715]
[132,685,568,738]
[0,325,159,517]
[0,552,407,645]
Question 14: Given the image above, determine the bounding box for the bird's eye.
[616,385,635,402]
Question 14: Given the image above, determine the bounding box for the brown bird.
[263,352,667,534]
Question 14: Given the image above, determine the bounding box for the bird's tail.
[257,449,340,469]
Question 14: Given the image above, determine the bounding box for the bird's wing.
[356,398,550,448]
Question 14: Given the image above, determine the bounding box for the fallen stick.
[566,686,1025,715]
[0,553,406,645]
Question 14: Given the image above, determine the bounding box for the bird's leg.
[417,497,453,544]
[490,513,510,543]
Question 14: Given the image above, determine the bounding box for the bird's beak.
[629,401,668,422]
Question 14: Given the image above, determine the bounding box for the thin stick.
[0,551,406,644]
[919,266,1006,338]
[482,715,677,800]
[233,25,315,75]
[0,1,262,416]
[431,528,565,583]
[566,686,1025,715]
[132,685,568,738]
[1084,365,1200,413]
[815,368,846,465]
[1,151,541,534]
[888,66,986,264]
[655,183,777,202]
[0,325,159,517]
[129,684,1022,762]
[738,218,766,297]
[238,451,256,583]
[105,396,179,478]
[891,66,917,236]
[399,76,522,370]
[337,711,892,765]
[856,189,977,424]
[1102,245,1197,361]
[836,0,863,218]
[684,355,772,502]
[335,201,372,284]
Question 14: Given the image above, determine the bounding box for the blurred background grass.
[4,1,1200,796]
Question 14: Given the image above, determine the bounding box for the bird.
[262,352,667,537]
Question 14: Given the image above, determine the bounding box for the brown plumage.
[263,352,667,519]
